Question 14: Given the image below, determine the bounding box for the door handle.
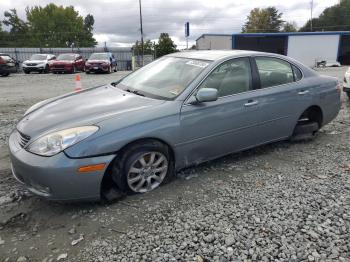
[298,90,309,95]
[244,100,259,107]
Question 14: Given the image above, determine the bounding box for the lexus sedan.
[22,54,56,74]
[9,50,341,201]
[85,52,117,74]
[50,53,85,73]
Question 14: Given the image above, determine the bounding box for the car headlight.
[26,126,99,156]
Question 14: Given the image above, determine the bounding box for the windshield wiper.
[125,89,145,97]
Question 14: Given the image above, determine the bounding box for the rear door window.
[255,57,294,88]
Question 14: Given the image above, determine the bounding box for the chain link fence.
[0,47,148,71]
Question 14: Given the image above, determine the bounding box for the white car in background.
[343,68,350,99]
[22,54,56,74]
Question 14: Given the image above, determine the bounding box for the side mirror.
[195,88,218,103]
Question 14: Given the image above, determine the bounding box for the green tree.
[300,0,350,31]
[155,33,177,58]
[242,7,284,33]
[2,4,97,47]
[282,22,298,32]
[132,39,154,55]
[2,9,30,46]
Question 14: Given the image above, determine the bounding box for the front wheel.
[1,72,9,77]
[112,141,174,193]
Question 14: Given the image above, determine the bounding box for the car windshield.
[30,54,47,60]
[89,53,108,60]
[117,57,210,100]
[57,54,76,61]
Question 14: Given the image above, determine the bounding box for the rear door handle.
[244,100,259,107]
[298,90,309,95]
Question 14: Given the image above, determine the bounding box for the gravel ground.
[0,68,349,262]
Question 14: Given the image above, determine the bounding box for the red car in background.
[50,53,85,73]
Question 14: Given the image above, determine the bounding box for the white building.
[196,32,350,67]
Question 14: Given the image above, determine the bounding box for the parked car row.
[1,52,118,76]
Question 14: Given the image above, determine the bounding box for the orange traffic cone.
[75,74,82,92]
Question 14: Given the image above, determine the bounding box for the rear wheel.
[111,140,174,194]
[291,107,322,141]
[1,72,9,77]
[24,70,30,74]
[347,92,350,99]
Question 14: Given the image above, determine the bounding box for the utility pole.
[310,0,314,31]
[138,0,144,66]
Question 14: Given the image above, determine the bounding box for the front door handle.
[244,100,259,107]
[298,90,309,95]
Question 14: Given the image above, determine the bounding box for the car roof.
[167,50,267,61]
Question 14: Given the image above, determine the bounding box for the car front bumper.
[22,65,46,71]
[9,130,116,201]
[85,65,109,72]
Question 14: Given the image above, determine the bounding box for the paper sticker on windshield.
[186,60,209,68]
[169,88,181,95]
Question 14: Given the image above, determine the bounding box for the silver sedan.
[9,50,341,201]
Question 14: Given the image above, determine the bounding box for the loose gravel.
[0,69,349,261]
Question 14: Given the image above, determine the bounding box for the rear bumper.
[9,130,116,201]
[0,65,17,74]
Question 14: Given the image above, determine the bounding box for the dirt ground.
[0,68,349,262]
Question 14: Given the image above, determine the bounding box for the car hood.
[52,60,74,64]
[17,85,165,137]
[24,60,47,64]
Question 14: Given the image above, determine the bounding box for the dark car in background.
[22,54,56,74]
[85,52,117,74]
[50,54,85,74]
[0,53,17,77]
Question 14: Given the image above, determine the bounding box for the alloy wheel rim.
[127,152,168,193]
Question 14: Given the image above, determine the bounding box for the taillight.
[0,57,5,65]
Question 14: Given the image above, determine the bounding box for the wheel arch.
[100,137,176,199]
[298,105,324,127]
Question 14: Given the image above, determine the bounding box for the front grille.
[27,63,37,66]
[16,131,31,148]
[53,64,65,68]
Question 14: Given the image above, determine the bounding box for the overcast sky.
[0,0,339,48]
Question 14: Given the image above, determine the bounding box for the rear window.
[256,57,294,88]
